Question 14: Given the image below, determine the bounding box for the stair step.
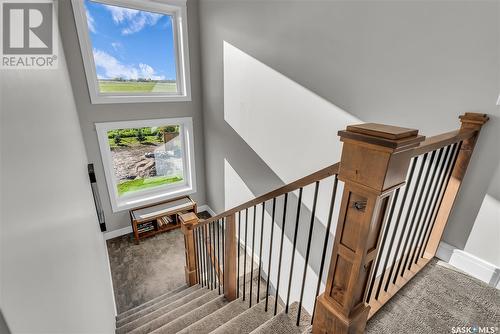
[128,289,221,334]
[116,286,208,334]
[151,295,228,334]
[249,302,311,334]
[210,297,278,334]
[116,285,199,327]
[116,285,187,322]
[176,297,250,334]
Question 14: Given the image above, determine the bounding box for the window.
[96,117,196,211]
[72,0,191,103]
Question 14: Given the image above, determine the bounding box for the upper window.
[72,0,191,103]
[96,117,196,211]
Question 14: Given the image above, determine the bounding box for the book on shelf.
[157,215,173,227]
[138,222,155,233]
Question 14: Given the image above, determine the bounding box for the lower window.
[96,117,196,211]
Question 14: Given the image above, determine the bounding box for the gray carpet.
[108,213,499,333]
[107,211,212,314]
[366,260,500,333]
[107,229,187,314]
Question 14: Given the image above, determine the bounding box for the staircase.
[117,114,488,334]
[115,271,312,334]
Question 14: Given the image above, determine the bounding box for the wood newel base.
[312,122,424,334]
[313,294,370,334]
[224,213,237,301]
[180,212,199,286]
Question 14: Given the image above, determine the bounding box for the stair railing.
[180,112,488,333]
[182,162,343,316]
[313,113,488,333]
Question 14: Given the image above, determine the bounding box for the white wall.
[200,0,499,288]
[0,35,115,333]
[225,159,328,313]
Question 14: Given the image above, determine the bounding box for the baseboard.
[198,204,216,217]
[103,204,217,240]
[436,241,500,289]
[104,226,133,240]
[101,236,118,318]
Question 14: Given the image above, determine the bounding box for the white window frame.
[95,117,197,212]
[72,0,191,104]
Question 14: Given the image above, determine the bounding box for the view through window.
[84,0,178,94]
[107,125,185,197]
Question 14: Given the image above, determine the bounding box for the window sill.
[90,93,192,104]
[112,185,196,212]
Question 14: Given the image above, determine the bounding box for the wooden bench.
[129,195,197,244]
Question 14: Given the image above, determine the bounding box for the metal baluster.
[381,157,417,294]
[311,176,338,323]
[209,223,214,289]
[297,181,320,326]
[205,224,210,290]
[286,187,303,313]
[391,153,428,284]
[213,222,217,290]
[421,142,461,256]
[217,219,221,294]
[400,151,436,275]
[274,193,288,315]
[222,218,225,289]
[408,148,444,268]
[237,211,241,298]
[194,226,200,286]
[200,227,206,287]
[257,202,265,303]
[243,208,248,301]
[249,206,257,307]
[265,198,277,312]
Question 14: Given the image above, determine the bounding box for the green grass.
[99,80,177,93]
[109,135,162,148]
[118,175,183,196]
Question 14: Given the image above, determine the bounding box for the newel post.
[180,212,199,286]
[423,113,489,258]
[224,213,238,301]
[312,123,425,334]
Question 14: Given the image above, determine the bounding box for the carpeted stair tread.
[249,302,311,334]
[210,297,278,334]
[151,295,228,334]
[116,286,209,334]
[176,296,250,334]
[128,289,221,334]
[116,284,200,327]
[116,285,187,322]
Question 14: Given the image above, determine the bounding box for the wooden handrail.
[411,128,477,157]
[197,129,477,228]
[198,162,340,227]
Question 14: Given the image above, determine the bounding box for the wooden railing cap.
[339,123,425,151]
[459,112,490,126]
[179,212,199,227]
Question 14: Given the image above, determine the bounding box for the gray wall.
[59,0,207,232]
[198,1,499,262]
[1,34,115,333]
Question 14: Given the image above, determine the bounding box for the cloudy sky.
[84,0,177,81]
